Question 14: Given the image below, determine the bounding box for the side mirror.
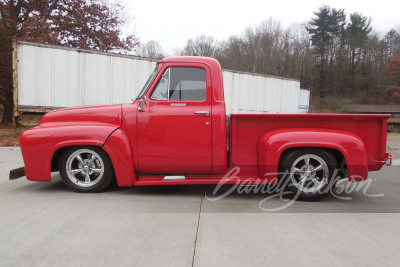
[138,96,147,112]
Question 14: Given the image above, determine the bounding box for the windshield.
[136,67,159,99]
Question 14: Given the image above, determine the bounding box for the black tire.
[59,146,115,193]
[279,148,338,201]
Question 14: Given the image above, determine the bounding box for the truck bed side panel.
[231,114,390,173]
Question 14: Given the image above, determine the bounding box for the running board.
[163,175,186,181]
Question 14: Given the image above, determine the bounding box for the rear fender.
[102,129,136,186]
[257,128,368,182]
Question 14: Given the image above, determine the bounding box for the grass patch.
[0,124,34,147]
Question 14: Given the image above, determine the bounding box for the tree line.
[2,3,400,124]
[173,6,400,108]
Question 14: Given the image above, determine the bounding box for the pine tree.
[346,13,372,94]
[307,6,345,98]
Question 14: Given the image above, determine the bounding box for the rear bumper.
[370,153,392,167]
[386,153,393,166]
[9,167,25,180]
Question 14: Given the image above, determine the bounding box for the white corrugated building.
[15,41,309,115]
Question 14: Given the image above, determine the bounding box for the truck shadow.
[12,172,399,213]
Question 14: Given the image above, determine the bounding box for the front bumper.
[9,167,25,180]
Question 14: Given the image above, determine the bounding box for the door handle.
[194,111,210,116]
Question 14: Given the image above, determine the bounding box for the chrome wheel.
[290,154,329,193]
[65,149,105,188]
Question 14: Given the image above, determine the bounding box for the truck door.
[136,63,212,174]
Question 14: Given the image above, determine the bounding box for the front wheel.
[59,146,114,193]
[280,148,338,201]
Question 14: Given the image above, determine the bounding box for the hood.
[39,104,122,127]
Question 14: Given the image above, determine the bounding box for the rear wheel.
[280,148,338,201]
[59,146,114,193]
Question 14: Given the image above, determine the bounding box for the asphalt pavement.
[0,148,399,266]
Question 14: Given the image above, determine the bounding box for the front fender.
[257,128,368,182]
[20,124,118,182]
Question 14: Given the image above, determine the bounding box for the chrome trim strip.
[170,103,186,107]
[163,176,186,181]
[167,68,171,101]
[194,111,210,116]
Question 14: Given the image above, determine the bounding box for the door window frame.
[145,62,212,105]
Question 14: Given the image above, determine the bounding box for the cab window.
[151,67,206,101]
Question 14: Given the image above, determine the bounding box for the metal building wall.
[298,89,311,113]
[222,71,300,114]
[17,42,305,114]
[17,42,156,110]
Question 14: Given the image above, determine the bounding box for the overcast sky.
[126,0,399,55]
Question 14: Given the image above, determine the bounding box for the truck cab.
[125,57,227,175]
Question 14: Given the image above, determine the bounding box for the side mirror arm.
[138,96,147,112]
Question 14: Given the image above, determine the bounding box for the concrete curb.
[0,147,21,151]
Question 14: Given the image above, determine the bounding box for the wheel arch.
[279,146,345,170]
[51,146,68,172]
[257,128,369,181]
[52,129,136,187]
[51,145,108,172]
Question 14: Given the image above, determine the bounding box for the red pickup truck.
[13,57,392,201]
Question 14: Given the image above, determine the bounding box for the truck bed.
[230,113,390,171]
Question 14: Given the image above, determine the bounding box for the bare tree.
[385,29,400,58]
[179,35,217,57]
[136,40,165,59]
